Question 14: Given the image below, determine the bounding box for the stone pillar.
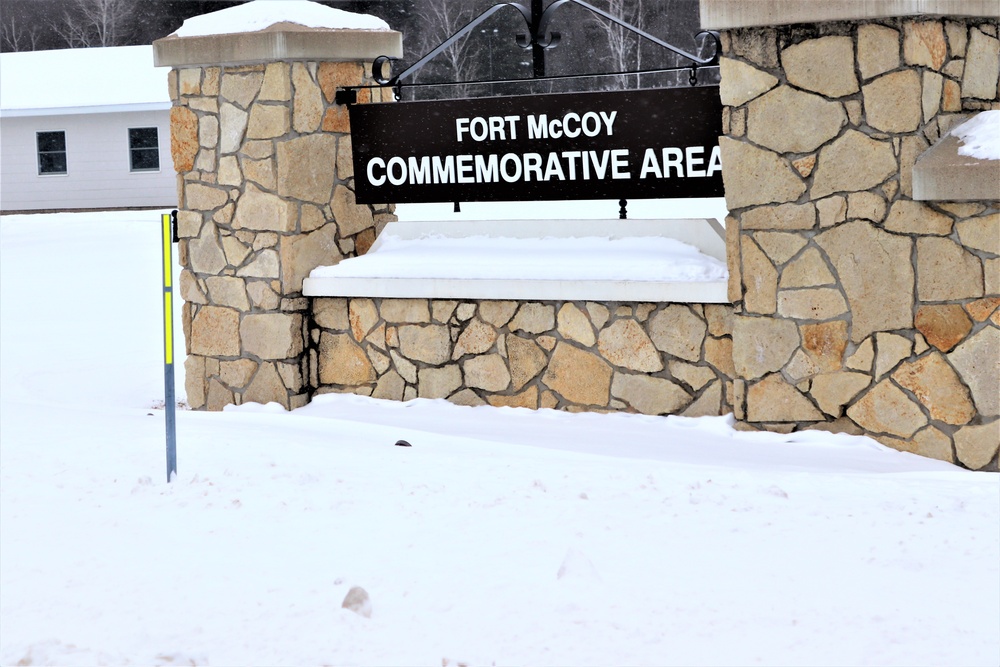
[702,0,1000,469]
[153,22,402,410]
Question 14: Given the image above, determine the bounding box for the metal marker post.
[161,212,177,482]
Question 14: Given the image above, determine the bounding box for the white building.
[0,45,175,213]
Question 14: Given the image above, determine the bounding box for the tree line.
[1,0,713,96]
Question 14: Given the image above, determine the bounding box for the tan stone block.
[557,303,596,346]
[398,325,452,365]
[185,355,206,409]
[179,67,201,96]
[319,332,374,385]
[957,214,1000,255]
[816,196,847,228]
[220,71,263,109]
[893,352,975,425]
[240,313,303,360]
[846,191,887,223]
[705,336,735,378]
[336,135,353,181]
[705,305,733,338]
[923,71,944,122]
[281,225,341,293]
[987,258,1000,296]
[848,379,928,437]
[177,210,202,239]
[317,61,365,103]
[169,106,200,173]
[216,155,241,187]
[899,134,930,199]
[431,300,458,324]
[598,319,663,372]
[187,96,217,114]
[542,342,612,406]
[167,69,179,101]
[510,303,555,334]
[719,138,806,209]
[185,183,229,212]
[741,236,778,315]
[780,248,835,288]
[198,114,218,150]
[456,303,476,321]
[777,287,848,320]
[380,299,430,324]
[330,185,374,237]
[585,302,610,329]
[179,270,208,305]
[236,250,279,279]
[219,102,248,154]
[276,361,303,393]
[858,23,901,80]
[241,140,274,160]
[206,378,235,411]
[233,186,296,233]
[462,354,511,392]
[321,105,350,133]
[648,305,708,362]
[611,372,690,415]
[205,276,249,311]
[220,358,257,390]
[449,388,486,407]
[966,297,1000,322]
[747,86,846,154]
[744,203,817,231]
[915,304,973,351]
[726,215,741,303]
[194,148,216,172]
[240,362,287,408]
[904,20,947,70]
[800,320,848,372]
[290,63,323,134]
[259,62,291,101]
[682,381,723,417]
[948,325,1000,416]
[372,369,405,401]
[810,370,870,417]
[453,318,498,358]
[188,224,227,275]
[247,281,279,310]
[846,336,875,372]
[221,235,250,272]
[954,422,1000,470]
[811,131,896,199]
[365,323,386,351]
[252,232,278,252]
[942,78,962,111]
[488,386,539,409]
[816,220,914,342]
[874,332,912,379]
[782,35,858,97]
[506,335,547,391]
[540,390,559,409]
[390,349,417,384]
[946,21,969,57]
[902,425,955,463]
[349,299,378,341]
[247,104,289,140]
[943,59,965,79]
[747,373,823,422]
[917,237,984,301]
[719,57,778,106]
[190,306,240,357]
[884,200,953,235]
[792,155,816,178]
[468,301,511,328]
[242,157,275,191]
[963,28,1000,100]
[299,204,326,233]
[669,361,716,391]
[417,364,462,399]
[732,316,799,380]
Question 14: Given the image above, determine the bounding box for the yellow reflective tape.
[164,291,173,365]
[161,213,172,288]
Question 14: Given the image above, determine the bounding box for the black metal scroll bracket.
[336,0,720,103]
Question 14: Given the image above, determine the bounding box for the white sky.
[1,209,997,666]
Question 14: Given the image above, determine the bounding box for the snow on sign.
[349,87,724,204]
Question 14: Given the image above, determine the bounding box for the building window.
[37,131,67,175]
[128,127,159,171]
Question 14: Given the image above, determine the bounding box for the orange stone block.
[915,304,972,351]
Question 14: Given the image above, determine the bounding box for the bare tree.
[408,0,491,99]
[1,12,42,51]
[584,0,645,89]
[50,0,136,48]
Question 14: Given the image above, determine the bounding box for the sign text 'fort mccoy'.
[349,87,724,203]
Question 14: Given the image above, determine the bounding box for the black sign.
[349,87,724,204]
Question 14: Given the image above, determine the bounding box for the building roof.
[0,45,169,117]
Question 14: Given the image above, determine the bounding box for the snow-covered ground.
[1,208,998,667]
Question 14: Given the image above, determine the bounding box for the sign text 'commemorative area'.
[348,87,724,204]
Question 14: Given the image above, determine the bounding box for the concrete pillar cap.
[700,0,999,30]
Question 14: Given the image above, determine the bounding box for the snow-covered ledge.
[302,219,730,303]
[913,111,1000,201]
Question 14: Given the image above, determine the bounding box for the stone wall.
[311,298,735,416]
[717,17,999,469]
[166,60,396,411]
